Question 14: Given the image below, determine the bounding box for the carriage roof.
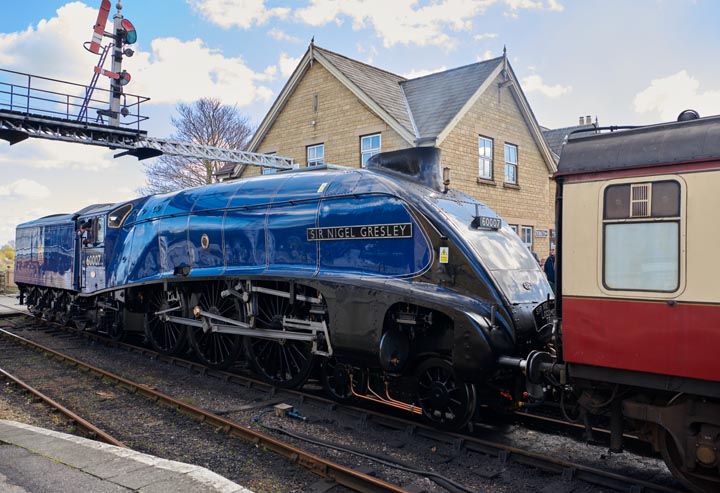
[556,114,720,177]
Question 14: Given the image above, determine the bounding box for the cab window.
[108,204,133,228]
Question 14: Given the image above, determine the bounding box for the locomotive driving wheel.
[244,282,315,389]
[416,358,477,430]
[145,288,187,355]
[188,282,244,369]
[321,357,367,401]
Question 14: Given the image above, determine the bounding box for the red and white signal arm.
[88,0,111,54]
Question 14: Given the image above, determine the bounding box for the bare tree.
[139,98,254,195]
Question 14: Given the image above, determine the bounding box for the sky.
[0,0,719,246]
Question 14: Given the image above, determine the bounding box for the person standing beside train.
[543,247,556,293]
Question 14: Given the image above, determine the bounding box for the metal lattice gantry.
[0,68,294,171]
[127,137,294,170]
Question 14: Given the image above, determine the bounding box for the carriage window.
[108,204,133,228]
[603,181,680,292]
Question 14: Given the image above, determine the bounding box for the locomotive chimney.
[579,116,584,125]
[586,115,592,126]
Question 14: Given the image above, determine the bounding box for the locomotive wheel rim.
[321,358,365,401]
[245,281,314,389]
[145,290,187,355]
[188,282,243,369]
[416,358,476,430]
[659,427,720,493]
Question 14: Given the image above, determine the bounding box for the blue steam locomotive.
[15,147,552,428]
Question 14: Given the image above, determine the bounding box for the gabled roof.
[247,44,557,173]
[315,47,414,135]
[248,44,417,152]
[401,57,503,140]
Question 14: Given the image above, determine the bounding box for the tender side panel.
[15,222,75,291]
[561,167,720,382]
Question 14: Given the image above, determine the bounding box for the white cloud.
[187,0,290,29]
[0,2,105,82]
[268,28,301,43]
[122,37,276,107]
[0,179,50,200]
[356,44,378,64]
[294,0,561,49]
[476,50,494,62]
[474,33,498,40]
[505,0,564,14]
[278,52,301,78]
[295,0,491,49]
[633,70,720,122]
[0,3,275,114]
[0,140,115,170]
[521,74,572,98]
[402,67,447,79]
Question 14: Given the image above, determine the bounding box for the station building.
[217,44,559,258]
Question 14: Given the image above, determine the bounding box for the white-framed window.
[603,181,681,291]
[509,224,518,235]
[361,134,381,167]
[521,225,533,248]
[504,143,518,184]
[307,144,324,167]
[478,136,493,179]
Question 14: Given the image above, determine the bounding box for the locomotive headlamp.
[442,167,451,193]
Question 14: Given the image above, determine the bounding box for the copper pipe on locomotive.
[349,375,423,415]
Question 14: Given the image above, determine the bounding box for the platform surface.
[0,420,253,493]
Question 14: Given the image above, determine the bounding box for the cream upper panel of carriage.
[561,171,720,303]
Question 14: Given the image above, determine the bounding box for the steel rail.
[0,367,126,447]
[0,327,408,493]
[0,309,683,492]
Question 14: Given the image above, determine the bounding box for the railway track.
[0,306,687,493]
[0,366,125,447]
[0,322,407,493]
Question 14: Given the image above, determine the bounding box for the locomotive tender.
[15,147,553,429]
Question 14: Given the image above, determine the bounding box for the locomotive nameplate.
[307,223,412,241]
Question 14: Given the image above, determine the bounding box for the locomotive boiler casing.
[16,147,552,382]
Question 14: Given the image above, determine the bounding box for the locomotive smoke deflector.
[365,147,445,192]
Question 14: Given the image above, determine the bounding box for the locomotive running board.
[162,310,333,357]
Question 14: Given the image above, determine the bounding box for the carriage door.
[81,216,107,293]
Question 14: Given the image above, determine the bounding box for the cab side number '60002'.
[85,254,103,267]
